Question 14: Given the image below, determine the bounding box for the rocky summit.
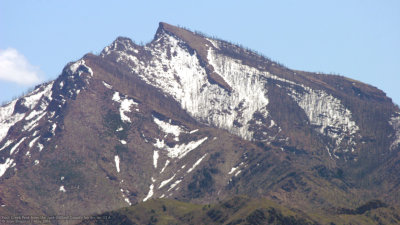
[0,22,399,224]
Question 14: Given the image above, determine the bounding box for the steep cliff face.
[100,23,399,161]
[0,22,399,221]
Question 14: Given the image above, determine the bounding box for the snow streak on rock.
[160,160,169,173]
[29,136,40,149]
[103,31,270,141]
[159,175,175,189]
[0,101,23,143]
[228,166,239,175]
[114,155,120,173]
[0,158,14,178]
[23,82,54,132]
[37,143,44,152]
[187,154,207,173]
[10,137,26,155]
[143,183,154,202]
[207,48,270,140]
[69,59,93,76]
[389,112,400,150]
[102,81,113,89]
[0,81,53,143]
[168,179,182,192]
[153,117,184,141]
[289,86,359,156]
[189,129,198,134]
[120,189,132,206]
[153,150,159,168]
[153,137,208,159]
[112,91,138,123]
[59,185,66,193]
[0,140,13,152]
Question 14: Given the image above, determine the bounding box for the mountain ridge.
[0,22,399,224]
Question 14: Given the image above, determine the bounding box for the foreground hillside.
[77,196,400,225]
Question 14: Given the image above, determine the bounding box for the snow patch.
[269,120,276,128]
[143,184,154,202]
[159,175,175,189]
[187,154,207,173]
[160,160,169,173]
[234,170,242,176]
[0,100,25,143]
[207,48,270,140]
[153,117,184,137]
[22,82,53,110]
[10,137,26,155]
[0,158,14,178]
[59,186,66,193]
[37,143,44,152]
[289,86,359,156]
[168,137,208,159]
[112,92,121,102]
[22,82,54,132]
[0,140,13,152]
[153,150,159,168]
[124,196,132,206]
[120,189,132,205]
[51,123,57,135]
[154,137,208,159]
[228,166,238,175]
[189,129,199,134]
[154,139,166,149]
[112,91,138,123]
[29,136,40,148]
[102,81,113,89]
[389,113,400,150]
[25,108,44,121]
[115,155,120,173]
[69,59,93,76]
[206,38,220,49]
[121,98,138,119]
[168,179,182,192]
[23,111,47,131]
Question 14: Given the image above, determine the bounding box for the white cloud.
[0,48,42,85]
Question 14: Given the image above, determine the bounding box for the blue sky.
[1,0,399,105]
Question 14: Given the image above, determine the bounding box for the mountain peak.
[155,22,209,50]
[156,22,186,37]
[155,22,233,92]
[2,22,400,222]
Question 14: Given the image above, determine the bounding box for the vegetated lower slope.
[77,196,400,225]
[77,196,318,225]
[0,22,399,224]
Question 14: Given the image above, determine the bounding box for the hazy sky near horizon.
[1,0,399,105]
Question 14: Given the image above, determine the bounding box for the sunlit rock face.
[101,26,363,159]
